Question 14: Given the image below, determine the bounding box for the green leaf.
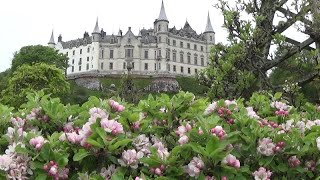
[87,138,104,148]
[73,149,90,161]
[109,138,132,151]
[35,173,47,180]
[274,92,282,100]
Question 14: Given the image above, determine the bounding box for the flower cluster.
[26,108,50,122]
[101,119,124,135]
[210,126,226,140]
[118,149,143,169]
[29,136,46,150]
[176,123,192,145]
[271,101,289,116]
[222,154,240,169]
[100,165,116,179]
[288,156,300,167]
[258,119,279,129]
[89,107,108,123]
[246,107,260,119]
[252,167,272,180]
[43,161,69,179]
[109,99,125,112]
[149,165,166,176]
[257,138,275,156]
[185,157,205,177]
[59,121,93,148]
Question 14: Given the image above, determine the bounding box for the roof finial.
[204,12,214,33]
[157,0,168,21]
[93,17,100,34]
[138,28,142,36]
[48,30,55,44]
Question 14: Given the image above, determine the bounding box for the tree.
[11,45,68,72]
[198,0,320,100]
[1,63,70,108]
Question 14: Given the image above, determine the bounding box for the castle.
[48,1,215,91]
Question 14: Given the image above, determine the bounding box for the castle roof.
[92,17,100,34]
[157,0,168,22]
[204,12,214,33]
[48,30,55,44]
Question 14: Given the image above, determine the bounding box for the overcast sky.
[0,0,310,72]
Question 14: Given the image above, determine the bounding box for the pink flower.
[49,165,58,176]
[204,102,217,115]
[205,176,215,180]
[246,107,260,119]
[153,142,169,160]
[176,125,187,136]
[210,126,226,140]
[63,122,74,133]
[29,136,46,150]
[11,117,25,128]
[109,100,125,112]
[132,121,140,130]
[257,138,275,156]
[89,107,108,123]
[100,165,116,179]
[185,157,204,177]
[222,154,240,169]
[252,167,272,180]
[271,101,288,110]
[0,154,13,171]
[135,177,143,180]
[101,119,124,135]
[288,156,300,167]
[118,149,143,169]
[198,127,204,135]
[275,109,289,116]
[316,137,320,150]
[178,135,189,145]
[66,132,82,144]
[185,123,192,131]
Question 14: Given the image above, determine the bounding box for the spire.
[204,12,214,33]
[93,17,100,34]
[138,28,142,36]
[157,0,168,21]
[48,30,55,44]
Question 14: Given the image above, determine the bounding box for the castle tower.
[92,17,101,42]
[48,30,56,48]
[204,12,215,45]
[154,0,169,72]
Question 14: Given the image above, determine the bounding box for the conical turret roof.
[157,0,168,21]
[204,12,214,33]
[93,17,100,34]
[48,30,55,44]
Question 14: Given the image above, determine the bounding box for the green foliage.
[1,63,70,108]
[176,76,208,96]
[11,45,68,72]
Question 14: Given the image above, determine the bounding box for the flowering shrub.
[0,91,319,179]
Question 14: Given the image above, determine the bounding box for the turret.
[204,12,215,44]
[48,30,55,48]
[154,0,169,34]
[92,17,101,42]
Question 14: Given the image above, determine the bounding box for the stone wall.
[74,77,101,90]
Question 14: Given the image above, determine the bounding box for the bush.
[0,91,320,179]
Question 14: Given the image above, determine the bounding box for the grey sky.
[0,0,311,73]
[0,0,229,72]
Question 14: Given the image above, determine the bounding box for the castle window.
[66,52,68,56]
[125,49,133,58]
[181,66,184,73]
[166,50,170,60]
[173,40,176,46]
[72,59,74,64]
[87,57,89,62]
[123,62,126,69]
[155,63,157,70]
[109,63,113,70]
[187,43,190,49]
[167,64,170,71]
[188,68,191,74]
[210,36,213,41]
[128,38,131,43]
[173,52,176,62]
[180,53,184,63]
[73,50,75,55]
[71,66,74,72]
[144,50,149,59]
[87,47,90,53]
[158,24,161,31]
[144,63,148,70]
[79,58,82,65]
[158,63,161,70]
[154,51,157,59]
[167,39,170,45]
[101,62,104,70]
[173,65,176,72]
[201,57,204,66]
[111,38,114,44]
[132,62,135,69]
[80,49,82,54]
[180,41,183,48]
[194,44,197,50]
[194,54,198,65]
[79,66,81,71]
[86,63,89,70]
[110,50,114,59]
[187,55,191,64]
[195,69,198,74]
[158,50,161,58]
[201,46,204,51]
[158,37,161,43]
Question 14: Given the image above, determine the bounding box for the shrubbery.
[0,91,320,179]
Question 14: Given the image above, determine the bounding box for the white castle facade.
[48,1,215,78]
